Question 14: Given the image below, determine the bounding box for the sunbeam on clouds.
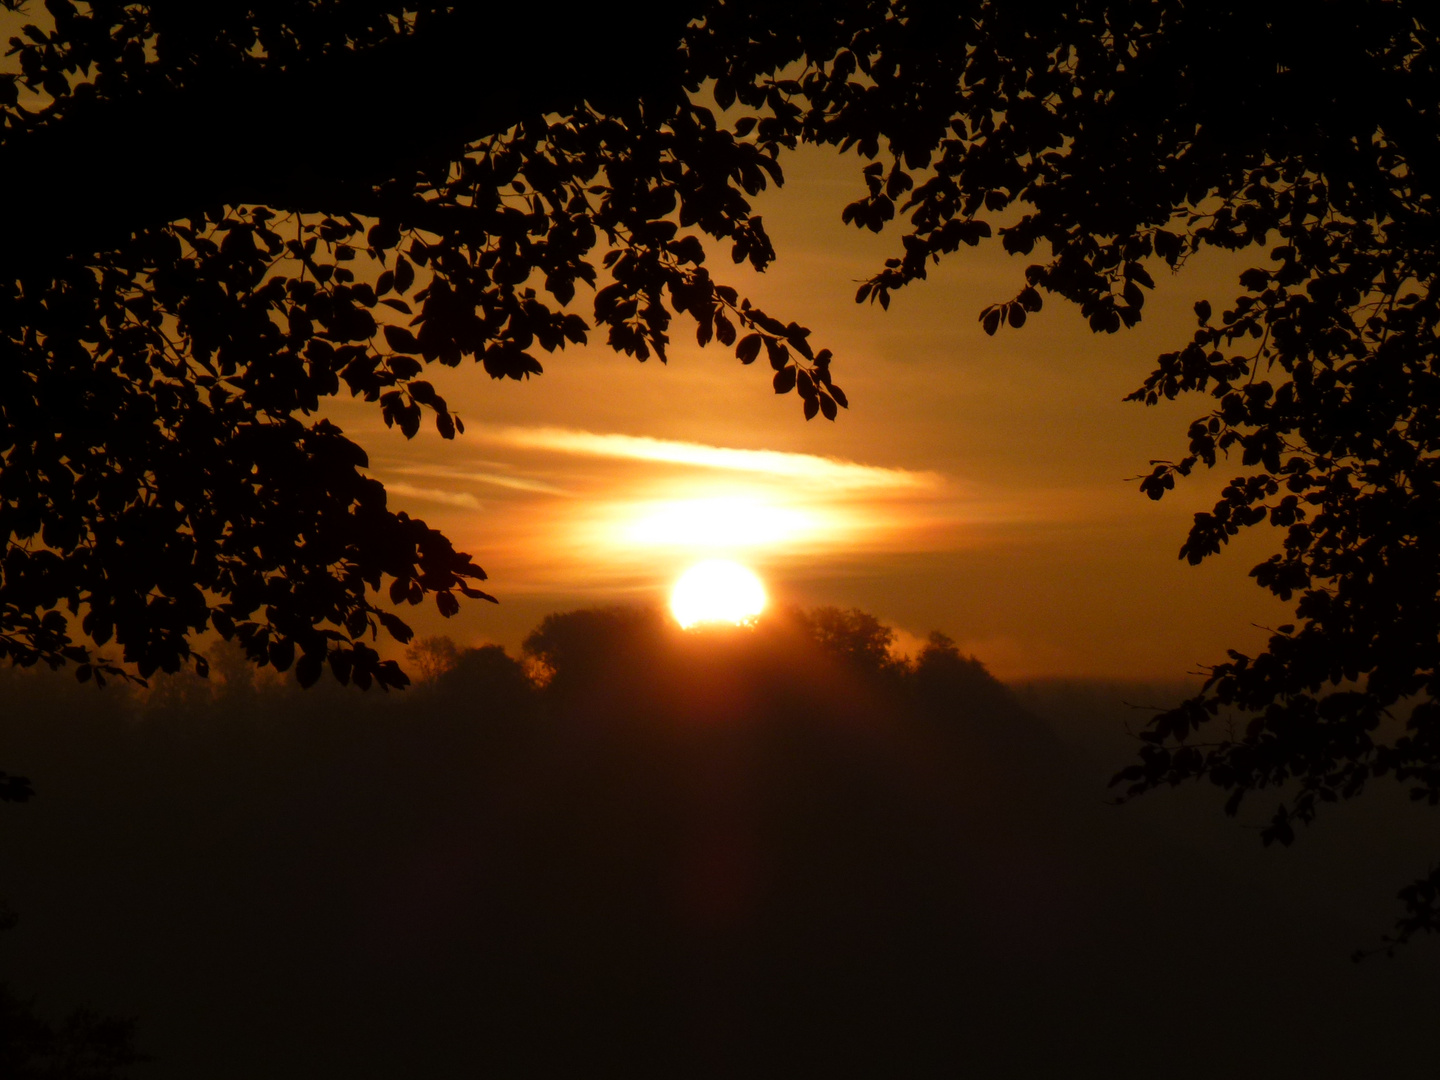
[369,426,982,593]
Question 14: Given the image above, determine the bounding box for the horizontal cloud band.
[479,426,940,492]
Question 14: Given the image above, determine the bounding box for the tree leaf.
[384,325,422,354]
[736,333,763,364]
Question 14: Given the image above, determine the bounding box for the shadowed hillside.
[1,607,1437,1077]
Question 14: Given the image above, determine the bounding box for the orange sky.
[331,146,1290,679]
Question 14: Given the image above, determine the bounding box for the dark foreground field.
[2,607,1437,1077]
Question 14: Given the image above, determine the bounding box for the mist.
[1,606,1436,1077]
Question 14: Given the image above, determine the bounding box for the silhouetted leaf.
[736,333,763,364]
[766,338,789,370]
[395,255,415,293]
[295,652,323,688]
[384,325,422,354]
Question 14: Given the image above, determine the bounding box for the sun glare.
[628,497,809,549]
[670,560,767,629]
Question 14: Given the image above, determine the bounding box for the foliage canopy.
[4,1,1440,935]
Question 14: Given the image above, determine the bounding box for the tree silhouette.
[0,904,144,1079]
[4,2,1440,932]
[403,634,460,684]
[0,989,144,1080]
[5,608,1438,1073]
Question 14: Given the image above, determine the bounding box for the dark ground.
[1,607,1437,1077]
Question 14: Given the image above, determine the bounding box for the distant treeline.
[0,606,1436,1078]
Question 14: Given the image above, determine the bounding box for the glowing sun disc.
[670,560,767,629]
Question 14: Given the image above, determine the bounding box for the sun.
[670,560,767,629]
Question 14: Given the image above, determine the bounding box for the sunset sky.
[9,11,1440,1077]
[337,146,1289,679]
[0,6,1291,681]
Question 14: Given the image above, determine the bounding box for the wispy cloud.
[385,465,569,496]
[477,426,939,491]
[384,482,481,510]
